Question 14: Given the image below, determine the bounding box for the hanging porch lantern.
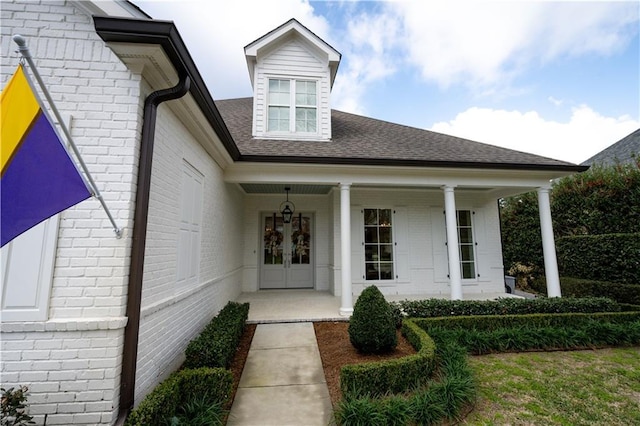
[280,186,295,224]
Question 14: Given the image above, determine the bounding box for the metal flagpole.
[13,34,122,238]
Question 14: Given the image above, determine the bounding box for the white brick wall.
[134,102,245,403]
[1,1,141,424]
[1,320,126,425]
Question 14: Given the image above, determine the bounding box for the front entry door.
[261,213,313,289]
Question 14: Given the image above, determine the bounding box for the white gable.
[245,19,341,142]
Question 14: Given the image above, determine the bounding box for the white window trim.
[443,208,480,283]
[266,77,319,137]
[362,207,396,283]
[457,209,479,281]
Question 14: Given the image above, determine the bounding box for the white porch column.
[537,186,562,297]
[339,183,353,315]
[443,185,462,300]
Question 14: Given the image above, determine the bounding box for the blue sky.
[135,0,639,164]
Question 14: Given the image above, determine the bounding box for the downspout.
[116,74,191,425]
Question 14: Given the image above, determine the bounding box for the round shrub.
[348,285,397,354]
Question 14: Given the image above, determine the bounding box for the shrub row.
[125,367,232,426]
[335,339,474,426]
[335,310,640,425]
[184,301,249,369]
[556,233,640,283]
[412,311,640,332]
[419,319,640,355]
[392,296,620,319]
[127,302,249,425]
[560,277,640,305]
[340,319,436,398]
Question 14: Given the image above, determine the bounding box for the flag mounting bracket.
[12,34,122,239]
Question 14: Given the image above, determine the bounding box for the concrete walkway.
[227,322,333,426]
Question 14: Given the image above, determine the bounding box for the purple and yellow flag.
[1,64,91,247]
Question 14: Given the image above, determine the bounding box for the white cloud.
[135,0,329,99]
[548,96,563,107]
[390,1,638,89]
[430,105,639,164]
[331,11,403,113]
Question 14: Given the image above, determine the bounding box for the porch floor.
[235,290,523,323]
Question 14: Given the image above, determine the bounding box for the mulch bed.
[228,323,256,407]
[228,321,417,407]
[313,321,417,404]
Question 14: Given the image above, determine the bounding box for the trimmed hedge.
[416,316,640,355]
[340,319,436,398]
[125,367,232,426]
[335,340,474,426]
[392,296,621,319]
[560,277,640,305]
[334,309,640,425]
[184,301,249,369]
[556,233,640,284]
[412,311,640,332]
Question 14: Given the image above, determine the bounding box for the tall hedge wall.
[500,159,640,279]
[556,233,640,283]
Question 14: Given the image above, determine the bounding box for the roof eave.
[238,154,590,173]
[93,15,241,160]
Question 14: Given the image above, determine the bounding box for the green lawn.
[463,347,640,426]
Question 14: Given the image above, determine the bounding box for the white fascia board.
[224,162,567,189]
[104,42,178,88]
[104,42,233,168]
[245,19,340,88]
[245,20,339,60]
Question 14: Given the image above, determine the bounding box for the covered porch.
[229,162,565,317]
[235,289,524,323]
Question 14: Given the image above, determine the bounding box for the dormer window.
[245,19,341,140]
[268,78,317,134]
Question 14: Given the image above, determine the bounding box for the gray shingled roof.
[581,128,640,166]
[215,97,585,171]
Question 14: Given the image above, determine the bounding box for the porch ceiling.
[240,183,334,194]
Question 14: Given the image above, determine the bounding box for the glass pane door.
[291,215,311,265]
[264,214,284,265]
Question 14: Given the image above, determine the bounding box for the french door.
[260,213,313,289]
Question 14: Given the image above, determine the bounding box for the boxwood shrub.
[340,319,436,398]
[348,285,397,354]
[392,296,620,319]
[125,367,232,426]
[184,301,249,369]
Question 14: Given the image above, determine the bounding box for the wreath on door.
[291,230,310,257]
[264,229,283,255]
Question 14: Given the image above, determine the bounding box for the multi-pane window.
[268,78,317,133]
[457,210,476,279]
[268,79,290,131]
[295,81,317,132]
[364,208,394,280]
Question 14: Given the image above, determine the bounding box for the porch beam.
[443,185,463,300]
[537,186,562,297]
[339,183,353,315]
